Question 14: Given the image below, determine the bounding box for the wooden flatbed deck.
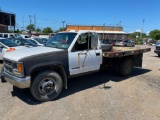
[103,46,151,58]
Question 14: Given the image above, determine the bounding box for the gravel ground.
[0,45,160,120]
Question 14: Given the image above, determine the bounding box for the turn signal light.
[17,63,23,73]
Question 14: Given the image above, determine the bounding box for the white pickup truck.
[1,31,151,102]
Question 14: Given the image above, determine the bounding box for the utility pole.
[34,14,36,30]
[113,16,116,31]
[103,23,105,40]
[114,16,116,26]
[29,15,32,31]
[119,21,122,26]
[22,17,24,31]
[141,19,145,39]
[62,21,65,30]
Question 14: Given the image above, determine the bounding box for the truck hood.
[3,46,65,61]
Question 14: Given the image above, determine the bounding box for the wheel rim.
[38,78,56,95]
[124,61,132,74]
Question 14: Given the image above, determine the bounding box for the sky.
[0,0,160,34]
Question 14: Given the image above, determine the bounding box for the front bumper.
[154,50,160,54]
[2,70,31,88]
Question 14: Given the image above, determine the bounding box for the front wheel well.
[30,65,67,89]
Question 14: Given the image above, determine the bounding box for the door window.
[73,33,91,51]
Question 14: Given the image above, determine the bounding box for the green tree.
[142,33,147,38]
[36,28,41,33]
[26,24,35,31]
[56,27,66,32]
[149,29,160,40]
[128,32,147,39]
[42,27,53,34]
[15,29,20,33]
[128,32,140,39]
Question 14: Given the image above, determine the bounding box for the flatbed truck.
[1,31,151,101]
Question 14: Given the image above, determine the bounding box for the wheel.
[30,70,63,102]
[119,58,133,77]
[158,54,160,57]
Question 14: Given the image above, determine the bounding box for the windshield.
[34,38,44,44]
[101,40,113,44]
[21,39,35,45]
[45,33,77,49]
[118,40,123,42]
[0,39,19,47]
[14,34,23,39]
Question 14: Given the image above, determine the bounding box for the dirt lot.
[0,45,160,120]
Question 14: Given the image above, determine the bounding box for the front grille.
[4,60,12,66]
[5,66,13,73]
[3,59,13,74]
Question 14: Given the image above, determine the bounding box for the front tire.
[158,54,160,57]
[30,70,63,102]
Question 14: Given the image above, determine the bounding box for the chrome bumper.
[2,70,31,88]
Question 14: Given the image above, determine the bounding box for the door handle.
[96,53,100,56]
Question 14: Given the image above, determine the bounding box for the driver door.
[69,32,102,75]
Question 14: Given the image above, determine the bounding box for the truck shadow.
[11,67,151,105]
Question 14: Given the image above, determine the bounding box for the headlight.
[13,62,24,76]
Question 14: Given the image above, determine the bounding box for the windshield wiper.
[45,43,59,48]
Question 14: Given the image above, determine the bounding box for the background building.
[0,24,8,32]
[66,25,128,40]
[0,11,16,32]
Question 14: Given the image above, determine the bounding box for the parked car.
[115,40,134,47]
[20,34,30,39]
[100,39,113,51]
[0,33,23,39]
[0,38,27,60]
[154,42,160,57]
[28,38,44,46]
[100,39,115,46]
[130,40,136,44]
[11,39,40,47]
[40,38,49,43]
